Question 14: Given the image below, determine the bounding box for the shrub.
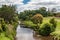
[39,23,52,36]
[0,33,10,40]
[31,14,43,24]
[0,18,8,32]
[49,18,57,32]
[0,24,2,32]
[31,14,43,31]
[23,21,37,30]
[49,18,57,28]
[51,31,60,40]
[2,24,8,32]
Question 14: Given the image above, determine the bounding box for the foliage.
[24,21,36,27]
[51,31,60,40]
[0,5,18,40]
[0,24,2,32]
[19,7,53,20]
[31,14,43,31]
[0,33,10,40]
[0,5,18,23]
[21,17,60,37]
[39,23,52,36]
[54,13,60,17]
[50,18,57,28]
[19,10,34,20]
[31,14,43,24]
[0,18,6,32]
[2,24,8,32]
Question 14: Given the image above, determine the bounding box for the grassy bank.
[0,5,19,40]
[22,17,60,37]
[0,22,18,40]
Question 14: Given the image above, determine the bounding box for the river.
[16,25,53,40]
[16,25,35,40]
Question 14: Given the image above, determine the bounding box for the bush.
[2,24,8,32]
[49,18,57,28]
[0,24,2,32]
[31,14,43,24]
[51,31,60,40]
[31,14,43,31]
[0,18,8,32]
[49,18,57,32]
[23,21,37,30]
[39,23,52,36]
[0,33,10,40]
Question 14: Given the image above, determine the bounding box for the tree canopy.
[0,5,18,23]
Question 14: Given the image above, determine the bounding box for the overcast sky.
[0,0,60,12]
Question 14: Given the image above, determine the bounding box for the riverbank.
[34,35,53,40]
[0,22,18,40]
[19,17,60,40]
[19,23,54,40]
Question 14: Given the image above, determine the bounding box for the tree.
[39,7,46,11]
[31,14,43,31]
[51,8,57,13]
[31,14,43,24]
[39,7,47,17]
[0,5,17,23]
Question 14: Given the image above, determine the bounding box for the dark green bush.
[49,18,57,32]
[39,23,52,36]
[2,24,8,32]
[49,18,57,28]
[0,18,7,33]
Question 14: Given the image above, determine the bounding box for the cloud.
[0,0,24,5]
[0,0,60,12]
[17,0,60,12]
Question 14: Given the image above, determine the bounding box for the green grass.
[56,22,60,31]
[24,20,36,27]
[24,17,60,36]
[23,17,60,37]
[44,17,60,30]
[0,33,10,40]
[24,17,60,31]
[0,23,18,40]
[43,17,60,31]
[43,17,60,37]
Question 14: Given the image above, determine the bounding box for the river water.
[16,25,35,40]
[16,25,53,40]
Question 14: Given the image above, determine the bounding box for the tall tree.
[0,5,17,23]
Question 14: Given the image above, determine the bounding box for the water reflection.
[16,25,53,40]
[16,25,35,40]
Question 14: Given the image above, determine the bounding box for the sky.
[0,0,60,12]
